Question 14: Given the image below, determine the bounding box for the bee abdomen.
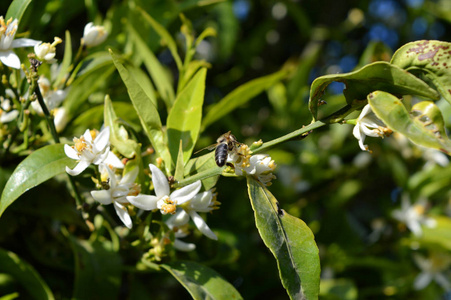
[215,143,228,167]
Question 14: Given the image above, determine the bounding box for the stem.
[253,120,327,153]
[33,75,83,208]
[173,166,225,188]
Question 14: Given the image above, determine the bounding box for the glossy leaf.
[66,232,122,300]
[368,91,451,154]
[0,144,76,218]
[247,177,320,300]
[110,49,173,174]
[416,216,451,251]
[5,0,31,24]
[391,40,451,104]
[167,68,206,165]
[201,68,290,131]
[0,248,54,300]
[161,261,243,300]
[309,61,440,121]
[128,22,174,108]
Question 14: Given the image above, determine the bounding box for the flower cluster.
[229,143,277,186]
[392,194,436,236]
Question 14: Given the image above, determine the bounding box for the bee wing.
[194,143,217,154]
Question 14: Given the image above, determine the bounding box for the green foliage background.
[1,0,451,299]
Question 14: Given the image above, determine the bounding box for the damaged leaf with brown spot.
[391,40,451,104]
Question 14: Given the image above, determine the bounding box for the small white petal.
[114,202,132,229]
[94,127,110,151]
[434,273,451,290]
[0,110,19,123]
[166,209,190,227]
[64,144,79,160]
[127,194,159,210]
[91,190,113,205]
[171,180,202,205]
[103,151,124,168]
[414,272,432,290]
[0,50,20,69]
[149,164,170,198]
[66,160,91,176]
[189,211,217,240]
[174,239,196,252]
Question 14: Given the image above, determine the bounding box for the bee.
[195,131,241,167]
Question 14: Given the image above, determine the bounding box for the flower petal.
[149,164,170,198]
[0,50,20,69]
[127,194,159,210]
[414,272,432,290]
[94,127,110,152]
[173,239,196,252]
[189,211,217,240]
[171,180,202,205]
[104,151,124,168]
[121,167,139,184]
[66,160,90,176]
[166,209,190,227]
[11,38,41,48]
[91,190,113,205]
[64,144,79,160]
[114,202,132,229]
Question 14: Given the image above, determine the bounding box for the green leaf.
[368,91,451,154]
[309,61,440,121]
[0,248,54,300]
[174,140,185,181]
[184,152,220,191]
[391,40,451,104]
[0,144,76,218]
[247,177,320,300]
[161,261,243,300]
[63,55,115,119]
[415,216,451,251]
[65,231,122,300]
[202,68,290,131]
[110,49,173,174]
[138,7,183,70]
[128,22,174,109]
[5,0,32,24]
[167,68,206,165]
[104,95,139,158]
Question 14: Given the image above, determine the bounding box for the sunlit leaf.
[202,68,290,131]
[247,177,320,300]
[0,248,54,300]
[184,152,220,191]
[167,68,206,165]
[54,30,72,88]
[391,40,451,104]
[368,91,451,154]
[309,61,440,121]
[5,0,31,24]
[110,49,173,174]
[0,144,76,218]
[161,261,243,300]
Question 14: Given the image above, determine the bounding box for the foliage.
[1,0,451,299]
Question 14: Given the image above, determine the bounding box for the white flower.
[0,17,40,69]
[34,37,62,62]
[127,164,201,215]
[392,194,436,236]
[82,22,108,48]
[91,166,139,229]
[234,151,277,186]
[169,225,196,252]
[166,190,220,240]
[31,76,67,115]
[413,253,451,291]
[53,107,69,132]
[0,99,19,123]
[64,127,124,176]
[352,104,392,152]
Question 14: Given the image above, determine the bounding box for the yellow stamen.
[73,136,87,152]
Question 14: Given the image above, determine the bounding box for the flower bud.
[82,22,108,47]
